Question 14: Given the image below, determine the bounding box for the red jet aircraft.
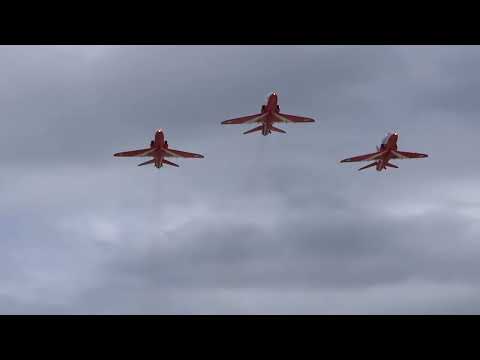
[340,132,428,171]
[221,92,315,136]
[114,129,204,169]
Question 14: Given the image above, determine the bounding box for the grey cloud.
[1,46,480,314]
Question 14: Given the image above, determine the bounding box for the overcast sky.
[1,45,480,314]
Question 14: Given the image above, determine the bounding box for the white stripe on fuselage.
[391,150,408,159]
[367,151,387,161]
[274,114,293,123]
[140,148,158,157]
[244,113,267,124]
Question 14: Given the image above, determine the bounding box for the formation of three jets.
[114,92,428,171]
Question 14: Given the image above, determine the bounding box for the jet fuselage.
[375,133,399,171]
[151,129,168,168]
[259,93,280,136]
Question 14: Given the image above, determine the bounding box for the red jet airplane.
[114,129,204,169]
[221,92,315,136]
[340,132,428,171]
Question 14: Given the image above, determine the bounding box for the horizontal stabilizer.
[138,159,155,166]
[385,162,398,169]
[163,159,179,167]
[270,126,286,134]
[358,162,377,171]
[243,125,263,135]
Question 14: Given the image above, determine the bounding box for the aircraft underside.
[114,129,204,169]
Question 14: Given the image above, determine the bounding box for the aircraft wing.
[273,113,315,123]
[222,113,267,125]
[391,151,428,159]
[164,148,204,158]
[340,151,386,163]
[114,148,156,157]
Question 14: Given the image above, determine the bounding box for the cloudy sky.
[1,45,480,314]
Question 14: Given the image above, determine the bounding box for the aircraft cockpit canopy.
[267,92,278,101]
[381,133,393,145]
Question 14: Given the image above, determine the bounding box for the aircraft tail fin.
[243,125,263,135]
[163,159,179,167]
[270,126,286,134]
[385,162,398,169]
[138,159,155,167]
[358,162,377,171]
